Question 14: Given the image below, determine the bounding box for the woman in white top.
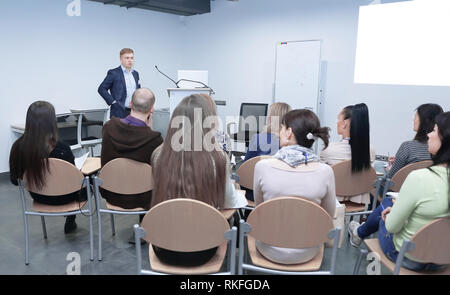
[320,103,375,204]
[253,109,337,264]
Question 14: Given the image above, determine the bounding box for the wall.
[182,0,450,155]
[1,0,449,172]
[0,0,183,172]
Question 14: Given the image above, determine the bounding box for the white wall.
[0,0,183,172]
[182,0,450,156]
[1,0,450,172]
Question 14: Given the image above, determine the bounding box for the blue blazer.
[98,66,141,118]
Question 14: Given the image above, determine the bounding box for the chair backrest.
[80,109,108,142]
[391,160,433,192]
[236,155,271,190]
[246,197,334,248]
[56,112,82,147]
[332,160,377,196]
[141,199,230,252]
[239,103,268,133]
[98,158,153,195]
[408,218,450,264]
[24,158,84,196]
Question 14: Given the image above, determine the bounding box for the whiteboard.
[274,40,322,114]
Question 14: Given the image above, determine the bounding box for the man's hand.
[381,207,391,222]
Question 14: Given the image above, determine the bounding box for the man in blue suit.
[98,48,141,118]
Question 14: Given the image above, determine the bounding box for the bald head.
[131,88,155,114]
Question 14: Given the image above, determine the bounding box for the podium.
[167,88,212,116]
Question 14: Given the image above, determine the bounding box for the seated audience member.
[100,88,163,213]
[244,102,292,161]
[253,109,336,264]
[385,103,443,179]
[200,93,232,156]
[151,94,244,266]
[241,102,291,202]
[9,101,87,233]
[320,103,375,205]
[348,112,450,271]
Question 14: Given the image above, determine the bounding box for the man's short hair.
[131,88,155,113]
[120,48,134,56]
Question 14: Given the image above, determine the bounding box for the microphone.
[176,78,215,95]
[155,65,179,88]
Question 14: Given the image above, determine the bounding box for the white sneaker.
[348,221,363,247]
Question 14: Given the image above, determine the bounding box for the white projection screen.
[354,0,450,86]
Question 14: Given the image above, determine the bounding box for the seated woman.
[253,109,336,264]
[385,103,443,179]
[244,102,292,161]
[150,94,244,267]
[320,103,375,205]
[242,102,291,202]
[9,101,87,234]
[348,112,450,271]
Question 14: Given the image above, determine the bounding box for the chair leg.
[353,248,368,275]
[24,214,30,265]
[41,216,47,239]
[110,214,115,236]
[98,210,102,261]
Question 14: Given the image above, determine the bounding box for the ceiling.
[87,0,212,16]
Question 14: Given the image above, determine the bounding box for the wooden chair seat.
[247,235,324,272]
[148,241,228,275]
[32,200,87,213]
[364,239,450,275]
[220,209,236,220]
[342,201,366,213]
[105,201,145,212]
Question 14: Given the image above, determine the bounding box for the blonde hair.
[264,102,292,135]
[120,48,134,56]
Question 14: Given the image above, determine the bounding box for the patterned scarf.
[273,144,319,167]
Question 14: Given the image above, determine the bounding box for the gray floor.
[0,173,390,275]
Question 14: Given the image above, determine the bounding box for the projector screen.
[354,0,450,86]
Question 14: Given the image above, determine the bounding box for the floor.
[0,173,390,275]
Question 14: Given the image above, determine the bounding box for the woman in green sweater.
[348,112,450,271]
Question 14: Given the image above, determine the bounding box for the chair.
[379,160,433,201]
[235,155,271,211]
[92,158,153,261]
[353,218,450,275]
[56,112,83,151]
[238,197,341,275]
[331,160,378,218]
[133,199,238,275]
[227,103,268,148]
[78,109,108,156]
[18,158,94,264]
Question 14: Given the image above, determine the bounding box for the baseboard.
[0,172,10,182]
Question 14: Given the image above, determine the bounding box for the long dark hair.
[282,109,329,149]
[430,112,450,188]
[344,103,371,173]
[414,103,444,143]
[9,101,58,190]
[151,94,227,209]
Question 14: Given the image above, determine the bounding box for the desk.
[220,209,237,220]
[81,157,101,175]
[10,121,82,150]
